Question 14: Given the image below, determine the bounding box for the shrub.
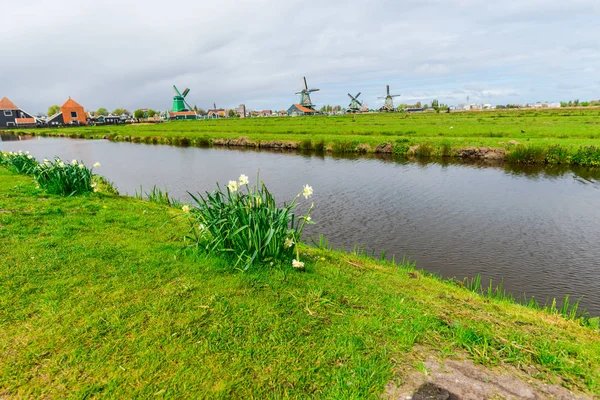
[505,145,547,164]
[33,158,100,196]
[184,175,314,270]
[570,146,600,167]
[0,151,38,174]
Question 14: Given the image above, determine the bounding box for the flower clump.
[184,173,314,270]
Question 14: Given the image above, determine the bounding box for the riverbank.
[11,108,600,166]
[1,167,599,398]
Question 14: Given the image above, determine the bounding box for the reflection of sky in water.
[2,136,600,316]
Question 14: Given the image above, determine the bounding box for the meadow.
[20,107,600,166]
[1,165,600,398]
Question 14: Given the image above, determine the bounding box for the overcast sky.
[2,0,599,113]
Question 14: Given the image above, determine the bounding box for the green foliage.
[33,158,99,196]
[96,107,109,116]
[135,185,181,208]
[133,109,145,119]
[506,145,547,164]
[112,108,127,116]
[47,104,60,116]
[570,146,600,166]
[147,109,157,118]
[185,175,314,270]
[0,151,38,174]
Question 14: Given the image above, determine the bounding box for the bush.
[184,175,314,270]
[33,158,100,196]
[0,151,38,174]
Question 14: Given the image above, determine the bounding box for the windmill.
[347,92,362,113]
[295,77,319,109]
[172,85,193,112]
[378,85,400,111]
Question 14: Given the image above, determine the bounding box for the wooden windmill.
[378,85,400,111]
[295,77,319,110]
[172,85,193,112]
[347,92,363,113]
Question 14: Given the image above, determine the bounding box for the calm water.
[3,135,600,315]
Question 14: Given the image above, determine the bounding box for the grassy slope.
[1,168,599,398]
[25,108,600,151]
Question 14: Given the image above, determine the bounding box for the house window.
[71,111,78,118]
[6,122,15,127]
[3,110,12,116]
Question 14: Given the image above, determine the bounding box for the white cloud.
[1,0,599,113]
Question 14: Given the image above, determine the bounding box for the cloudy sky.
[2,0,599,113]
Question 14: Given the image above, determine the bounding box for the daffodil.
[302,184,313,199]
[27,155,33,159]
[284,237,294,248]
[93,162,101,168]
[238,174,249,185]
[227,180,238,192]
[292,259,305,269]
[182,205,191,213]
[71,159,78,165]
[78,164,85,169]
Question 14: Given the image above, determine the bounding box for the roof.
[61,98,84,109]
[0,97,19,110]
[292,104,317,113]
[170,111,196,116]
[15,118,36,124]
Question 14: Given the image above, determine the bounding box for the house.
[207,103,227,118]
[286,104,317,116]
[0,97,37,128]
[167,111,197,120]
[61,98,86,125]
[260,109,272,117]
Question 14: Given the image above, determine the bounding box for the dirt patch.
[459,147,505,160]
[384,356,591,400]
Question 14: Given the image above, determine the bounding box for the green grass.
[1,167,599,398]
[15,108,600,165]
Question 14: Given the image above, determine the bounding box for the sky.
[2,0,599,114]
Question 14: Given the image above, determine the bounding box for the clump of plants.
[0,151,38,174]
[33,158,101,196]
[183,174,314,270]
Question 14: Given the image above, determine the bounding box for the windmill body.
[378,85,400,112]
[347,92,363,113]
[295,77,319,110]
[172,85,193,112]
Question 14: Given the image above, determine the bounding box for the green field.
[1,167,599,398]
[15,108,600,165]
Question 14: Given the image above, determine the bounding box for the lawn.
[1,167,599,398]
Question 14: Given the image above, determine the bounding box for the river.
[2,134,600,315]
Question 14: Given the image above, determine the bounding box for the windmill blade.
[184,99,194,111]
[355,92,361,98]
[391,94,401,97]
[173,85,183,96]
[295,91,303,95]
[348,93,356,100]
[386,85,390,96]
[377,96,386,99]
[308,88,320,92]
[182,88,190,98]
[303,77,308,90]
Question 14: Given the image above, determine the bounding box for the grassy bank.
[1,168,599,398]
[13,108,600,166]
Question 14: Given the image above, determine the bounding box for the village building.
[207,103,227,118]
[237,104,246,118]
[0,97,37,128]
[46,98,87,126]
[167,111,197,120]
[286,104,317,116]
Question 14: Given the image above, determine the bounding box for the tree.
[415,101,421,108]
[147,109,157,118]
[431,99,439,109]
[573,99,580,106]
[133,109,144,120]
[197,108,207,116]
[113,108,126,116]
[193,105,198,112]
[560,102,568,107]
[48,105,60,116]
[96,108,109,116]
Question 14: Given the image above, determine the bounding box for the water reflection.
[1,136,599,315]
